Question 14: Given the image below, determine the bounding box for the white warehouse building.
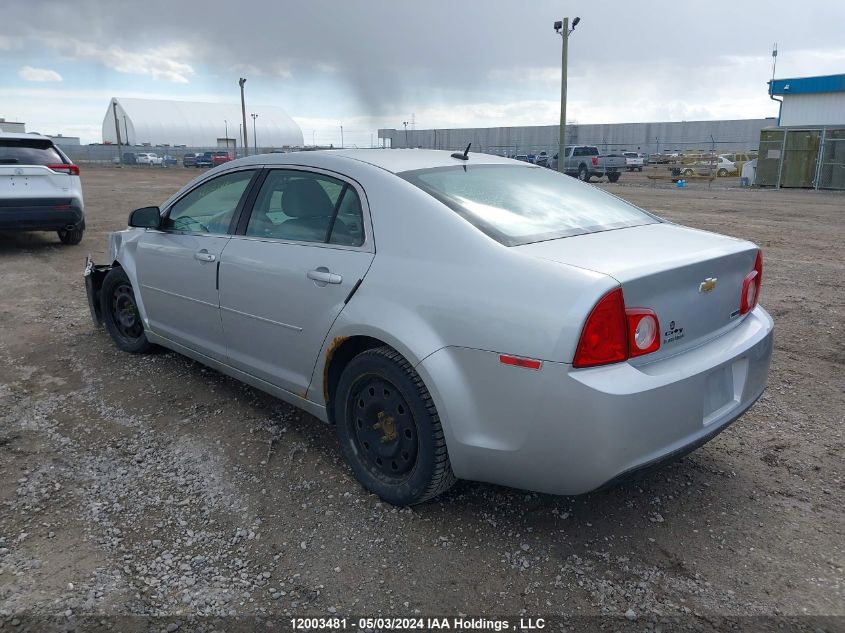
[101,97,303,148]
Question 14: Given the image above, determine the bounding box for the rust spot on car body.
[322,336,348,402]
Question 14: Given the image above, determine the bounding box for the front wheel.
[607,172,621,183]
[717,168,728,177]
[334,346,456,505]
[683,169,694,176]
[100,268,151,353]
[57,226,84,245]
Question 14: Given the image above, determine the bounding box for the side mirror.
[128,206,161,229]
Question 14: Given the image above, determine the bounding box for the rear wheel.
[334,346,455,505]
[717,168,728,177]
[577,164,589,182]
[683,168,694,176]
[100,268,151,353]
[607,172,621,183]
[57,226,84,245]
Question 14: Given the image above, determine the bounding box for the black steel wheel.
[100,267,151,353]
[577,164,589,181]
[334,346,455,505]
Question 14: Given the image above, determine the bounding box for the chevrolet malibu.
[84,150,773,505]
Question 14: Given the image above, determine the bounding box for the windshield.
[399,164,659,246]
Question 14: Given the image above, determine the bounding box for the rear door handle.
[307,268,342,285]
[194,249,216,262]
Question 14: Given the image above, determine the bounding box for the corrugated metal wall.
[780,93,845,127]
[379,118,774,155]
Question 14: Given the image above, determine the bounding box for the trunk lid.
[515,223,759,362]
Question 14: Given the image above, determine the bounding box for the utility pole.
[251,114,259,152]
[239,78,248,155]
[340,123,344,149]
[403,121,409,147]
[224,119,229,151]
[111,100,123,167]
[555,17,579,172]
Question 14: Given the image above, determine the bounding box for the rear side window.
[245,169,364,246]
[0,138,64,166]
[400,164,658,246]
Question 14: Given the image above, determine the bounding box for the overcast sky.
[1,0,844,146]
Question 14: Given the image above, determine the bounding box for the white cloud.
[51,38,195,83]
[18,65,63,82]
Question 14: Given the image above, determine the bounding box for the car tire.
[57,226,84,245]
[638,167,643,172]
[717,168,728,177]
[100,267,152,354]
[334,346,456,506]
[607,172,621,183]
[683,169,694,176]
[577,164,589,182]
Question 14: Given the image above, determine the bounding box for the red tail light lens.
[573,288,628,368]
[626,309,661,358]
[573,289,662,368]
[591,156,599,166]
[48,164,80,176]
[740,250,763,315]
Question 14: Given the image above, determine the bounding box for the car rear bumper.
[0,199,84,231]
[418,306,774,496]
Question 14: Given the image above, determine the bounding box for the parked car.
[535,151,549,167]
[514,154,530,162]
[162,155,178,167]
[211,151,233,167]
[195,152,215,168]
[0,132,85,244]
[122,152,138,165]
[183,152,199,167]
[84,150,773,506]
[550,146,626,182]
[678,156,738,177]
[136,152,164,166]
[623,151,644,172]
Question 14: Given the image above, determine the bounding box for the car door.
[135,168,259,360]
[219,167,374,395]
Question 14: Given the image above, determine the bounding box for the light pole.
[312,129,316,147]
[239,78,248,155]
[554,16,579,172]
[402,121,409,147]
[340,123,344,149]
[251,113,259,152]
[224,119,229,152]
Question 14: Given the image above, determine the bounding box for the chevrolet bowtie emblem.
[699,277,718,293]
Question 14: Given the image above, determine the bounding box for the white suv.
[0,133,85,244]
[136,152,163,166]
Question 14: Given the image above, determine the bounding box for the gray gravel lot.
[0,166,842,629]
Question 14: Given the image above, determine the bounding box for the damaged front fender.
[84,255,112,326]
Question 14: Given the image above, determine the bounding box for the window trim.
[156,166,262,237]
[231,165,374,253]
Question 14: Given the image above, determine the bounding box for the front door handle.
[194,249,216,262]
[307,268,342,285]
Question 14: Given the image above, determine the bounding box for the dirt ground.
[0,165,842,630]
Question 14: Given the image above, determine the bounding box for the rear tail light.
[573,288,628,368]
[740,250,763,315]
[48,164,80,176]
[573,288,661,368]
[626,309,660,357]
[591,156,599,166]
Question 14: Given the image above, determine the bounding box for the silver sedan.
[85,150,773,505]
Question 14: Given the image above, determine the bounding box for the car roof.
[0,132,53,142]
[226,149,520,174]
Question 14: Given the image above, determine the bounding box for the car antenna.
[451,143,471,161]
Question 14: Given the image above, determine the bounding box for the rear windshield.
[399,164,658,246]
[0,138,64,166]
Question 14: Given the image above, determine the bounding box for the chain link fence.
[755,126,845,190]
[59,145,306,166]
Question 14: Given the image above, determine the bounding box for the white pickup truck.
[551,145,626,182]
[623,151,644,171]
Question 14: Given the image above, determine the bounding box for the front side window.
[245,169,365,246]
[400,164,658,246]
[163,169,255,234]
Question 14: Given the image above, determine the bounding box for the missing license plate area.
[703,365,735,425]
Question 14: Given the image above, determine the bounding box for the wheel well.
[323,335,391,423]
